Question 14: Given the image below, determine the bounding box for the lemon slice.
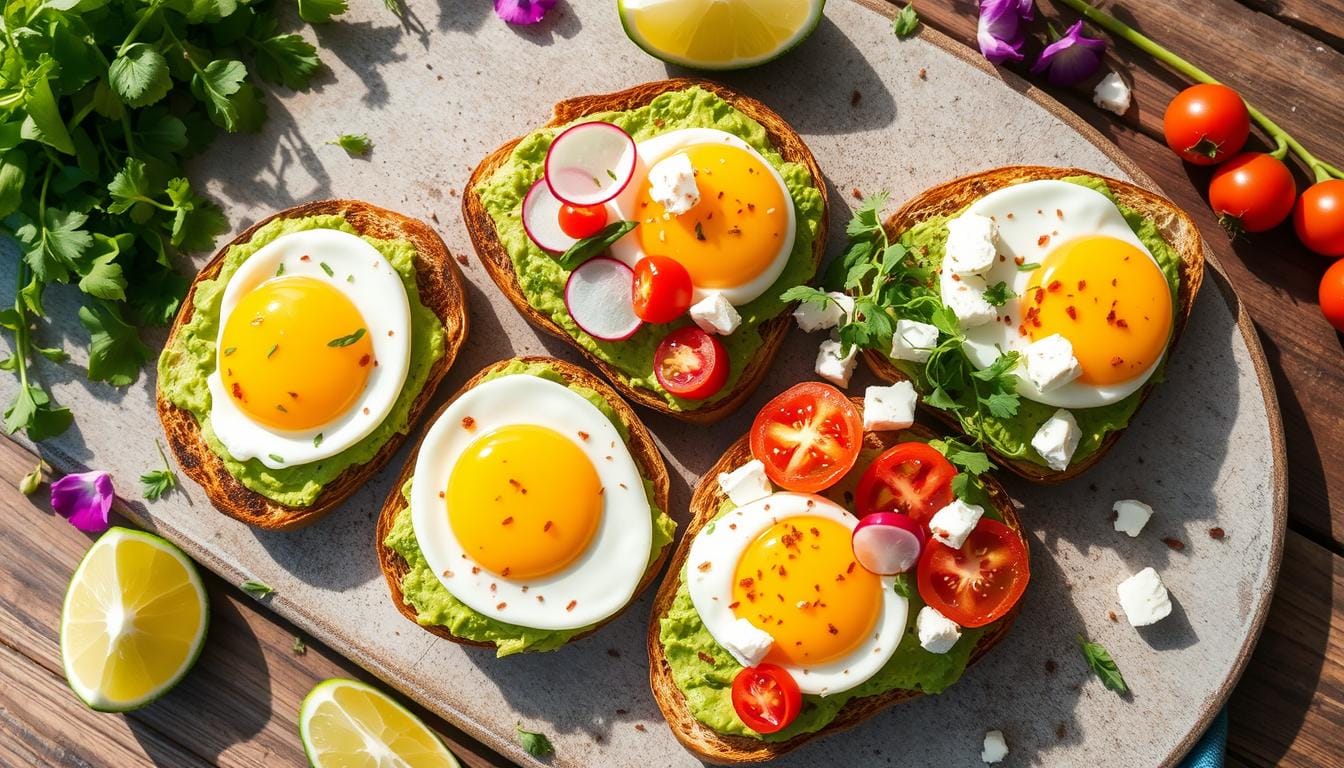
[300,678,460,768]
[619,0,826,70]
[60,527,209,712]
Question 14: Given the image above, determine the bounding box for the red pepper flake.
[1038,234,1051,247]
[1006,212,1015,220]
[846,561,856,574]
[438,491,445,499]
[634,724,646,733]
[359,354,371,367]
[501,567,511,577]
[951,273,962,282]
[1047,279,1062,292]
[576,430,589,441]
[696,561,712,572]
[1108,610,1118,622]
[471,566,481,575]
[1065,306,1077,320]
[536,595,544,603]
[1209,527,1226,540]
[1014,255,1025,266]
[728,601,740,609]
[300,254,311,261]
[544,520,554,533]
[1111,356,1124,366]
[462,416,475,430]
[1106,309,1117,324]
[288,391,299,399]
[697,651,717,665]
[835,573,845,582]
[566,600,577,612]
[231,382,246,401]
[442,569,454,578]
[495,602,506,610]
[363,407,370,415]
[810,527,821,537]
[1116,318,1129,329]
[827,623,839,635]
[851,187,863,199]
[501,516,514,526]
[738,577,754,589]
[1077,280,1087,290]
[1056,209,1064,219]
[1162,537,1186,551]
[778,565,788,578]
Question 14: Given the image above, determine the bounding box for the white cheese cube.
[928,498,984,549]
[648,153,700,216]
[1031,409,1080,472]
[720,617,775,667]
[1117,567,1173,627]
[942,278,998,329]
[793,292,854,332]
[689,293,741,335]
[863,382,918,432]
[889,318,940,363]
[815,338,858,388]
[1113,499,1154,537]
[916,606,962,654]
[945,213,998,276]
[1021,333,1083,393]
[981,730,1009,764]
[1093,71,1132,115]
[717,460,773,507]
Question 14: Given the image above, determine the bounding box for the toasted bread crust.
[374,356,673,651]
[647,411,1026,763]
[156,200,469,530]
[462,78,829,424]
[860,166,1207,483]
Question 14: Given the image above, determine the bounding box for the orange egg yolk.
[1023,236,1174,385]
[731,516,882,667]
[446,424,602,580]
[218,276,374,431]
[634,144,788,290]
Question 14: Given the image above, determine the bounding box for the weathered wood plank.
[1238,0,1344,50]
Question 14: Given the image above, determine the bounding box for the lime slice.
[300,678,460,768]
[60,527,209,713]
[619,0,826,70]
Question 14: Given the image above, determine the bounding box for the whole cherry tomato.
[1294,179,1344,259]
[632,255,694,323]
[1321,259,1344,333]
[1208,153,1297,233]
[557,203,608,239]
[1163,84,1251,166]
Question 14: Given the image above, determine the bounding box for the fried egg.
[943,180,1174,408]
[207,229,411,469]
[608,128,796,306]
[410,375,653,631]
[686,492,906,696]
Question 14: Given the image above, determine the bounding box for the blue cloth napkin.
[1179,708,1228,768]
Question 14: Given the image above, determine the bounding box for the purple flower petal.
[50,471,114,534]
[494,0,557,25]
[977,0,1035,64]
[1031,21,1107,86]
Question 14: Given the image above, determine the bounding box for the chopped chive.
[320,261,334,277]
[327,328,367,347]
[346,274,354,283]
[313,433,324,448]
[223,347,237,356]
[275,263,285,277]
[276,404,288,413]
[605,168,617,181]
[268,453,284,463]
[1018,262,1041,272]
[267,344,278,358]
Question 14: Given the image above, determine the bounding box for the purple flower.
[977,0,1035,64]
[494,0,556,25]
[50,471,114,533]
[1031,21,1107,86]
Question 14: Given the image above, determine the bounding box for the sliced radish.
[521,179,577,253]
[545,122,637,207]
[852,512,926,575]
[564,257,643,341]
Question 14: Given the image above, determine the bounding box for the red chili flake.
[1056,209,1064,219]
[1065,306,1077,320]
[544,520,554,533]
[231,382,246,401]
[300,254,311,262]
[362,407,370,415]
[1078,280,1087,290]
[442,569,454,578]
[1111,356,1124,366]
[728,601,740,609]
[288,391,299,399]
[738,577,754,589]
[634,724,646,733]
[1209,527,1226,540]
[462,416,475,430]
[359,354,371,367]
[851,187,863,199]
[1162,537,1186,551]
[566,600,577,612]
[778,565,788,578]
[1106,309,1117,324]
[810,527,821,537]
[835,573,845,582]
[698,651,717,665]
[918,67,927,79]
[1006,212,1015,220]
[1107,611,1118,622]
[471,566,481,575]
[501,568,511,577]
[496,602,507,610]
[827,623,839,635]
[1018,323,1029,336]
[846,561,856,574]
[1047,279,1062,292]
[653,118,665,128]
[1038,234,1051,247]
[1033,287,1045,304]
[780,529,803,549]
[501,516,514,526]
[1116,318,1129,329]
[438,491,445,499]
[951,273,962,282]
[697,561,712,572]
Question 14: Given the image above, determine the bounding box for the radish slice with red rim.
[564,257,643,341]
[852,512,926,575]
[545,122,637,207]
[521,179,578,254]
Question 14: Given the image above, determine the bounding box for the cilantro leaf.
[79,301,151,386]
[846,192,890,237]
[77,243,129,301]
[981,391,1020,418]
[106,158,157,223]
[930,438,994,475]
[515,725,554,757]
[108,44,172,108]
[166,177,230,252]
[1078,635,1128,694]
[140,439,177,501]
[779,285,835,311]
[190,59,249,132]
[0,150,26,218]
[983,280,1016,307]
[298,0,349,23]
[15,208,93,284]
[892,4,920,38]
[254,34,321,90]
[4,385,73,441]
[892,572,914,598]
[328,133,371,156]
[22,64,76,155]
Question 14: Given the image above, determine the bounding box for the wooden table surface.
[3,1,1342,766]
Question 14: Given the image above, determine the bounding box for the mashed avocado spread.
[156,215,447,508]
[475,87,824,410]
[886,177,1181,469]
[383,360,676,657]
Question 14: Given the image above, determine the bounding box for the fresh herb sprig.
[140,439,177,501]
[892,4,920,39]
[556,219,637,270]
[0,0,346,443]
[1078,634,1129,695]
[515,724,554,757]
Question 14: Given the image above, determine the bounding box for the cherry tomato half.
[730,664,802,734]
[653,326,728,400]
[1208,152,1297,233]
[1294,179,1344,259]
[557,203,608,239]
[917,517,1029,628]
[632,256,694,323]
[749,382,862,493]
[1162,84,1250,166]
[1321,259,1344,333]
[853,442,957,528]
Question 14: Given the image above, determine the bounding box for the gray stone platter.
[0,0,1285,766]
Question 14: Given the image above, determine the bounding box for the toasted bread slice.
[861,166,1206,483]
[157,200,468,530]
[375,356,673,651]
[463,78,829,424]
[647,410,1026,763]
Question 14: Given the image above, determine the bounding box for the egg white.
[410,375,653,631]
[686,492,906,697]
[607,128,797,307]
[942,180,1167,409]
[207,228,411,469]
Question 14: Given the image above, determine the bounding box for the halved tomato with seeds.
[917,517,1029,628]
[749,382,862,493]
[853,442,956,528]
[731,664,801,734]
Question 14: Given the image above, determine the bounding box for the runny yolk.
[446,424,602,579]
[218,275,374,431]
[731,516,882,667]
[1023,235,1174,385]
[634,144,788,290]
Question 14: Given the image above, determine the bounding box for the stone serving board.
[0,0,1285,765]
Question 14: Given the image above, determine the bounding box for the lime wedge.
[619,0,826,70]
[60,527,209,712]
[300,678,461,768]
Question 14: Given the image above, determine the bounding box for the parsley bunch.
[0,0,345,441]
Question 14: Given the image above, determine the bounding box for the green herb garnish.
[983,280,1016,307]
[327,328,367,347]
[328,133,372,156]
[276,263,286,277]
[140,439,178,501]
[313,433,324,448]
[319,261,334,277]
[267,344,279,358]
[515,724,554,757]
[241,579,274,599]
[268,453,285,463]
[223,347,237,357]
[292,636,307,655]
[892,4,920,38]
[1018,262,1041,272]
[556,220,638,270]
[1078,634,1128,695]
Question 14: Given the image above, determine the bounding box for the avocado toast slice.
[463,78,829,424]
[854,166,1206,483]
[157,200,468,530]
[375,356,675,655]
[647,408,1026,763]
